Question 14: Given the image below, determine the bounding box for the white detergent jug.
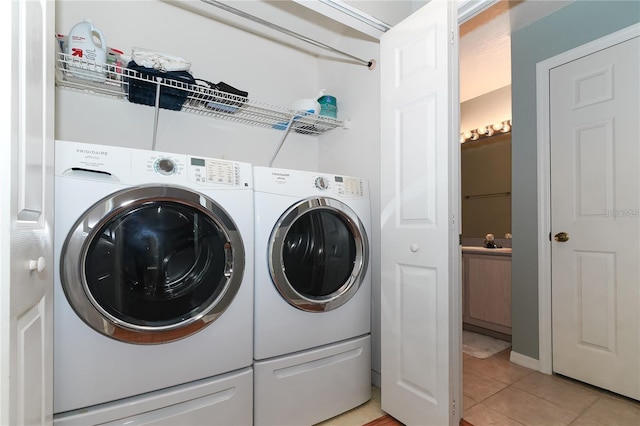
[292,90,323,115]
[66,19,107,82]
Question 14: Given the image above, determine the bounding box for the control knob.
[314,176,329,190]
[155,158,176,175]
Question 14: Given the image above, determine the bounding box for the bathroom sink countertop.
[462,246,512,256]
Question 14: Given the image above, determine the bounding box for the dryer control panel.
[311,175,364,198]
[253,167,367,199]
[332,176,364,198]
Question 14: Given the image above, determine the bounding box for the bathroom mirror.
[461,132,511,238]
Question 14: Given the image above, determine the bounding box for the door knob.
[29,256,46,272]
[554,232,570,242]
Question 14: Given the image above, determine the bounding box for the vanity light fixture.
[460,119,512,143]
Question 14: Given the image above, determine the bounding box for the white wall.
[315,29,381,384]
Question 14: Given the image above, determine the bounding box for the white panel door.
[551,36,640,400]
[0,0,55,424]
[380,0,461,424]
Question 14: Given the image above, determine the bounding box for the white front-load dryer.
[53,140,254,425]
[253,166,372,426]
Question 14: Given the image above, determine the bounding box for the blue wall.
[510,0,640,359]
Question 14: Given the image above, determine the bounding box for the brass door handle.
[554,232,569,242]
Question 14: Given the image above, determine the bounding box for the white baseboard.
[510,350,541,371]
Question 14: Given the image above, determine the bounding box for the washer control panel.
[146,155,184,176]
[154,157,178,175]
[139,150,245,187]
[188,156,240,185]
[314,176,330,191]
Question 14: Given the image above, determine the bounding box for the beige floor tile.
[512,372,601,414]
[572,395,640,426]
[464,403,526,426]
[568,415,603,425]
[463,369,510,402]
[316,410,378,426]
[471,353,535,386]
[323,350,636,426]
[493,348,512,360]
[483,387,579,426]
[463,395,478,411]
[463,354,489,373]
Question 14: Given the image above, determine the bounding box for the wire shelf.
[55,51,346,136]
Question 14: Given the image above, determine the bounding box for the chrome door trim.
[60,184,245,344]
[268,197,369,312]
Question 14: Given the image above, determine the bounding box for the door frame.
[535,22,640,375]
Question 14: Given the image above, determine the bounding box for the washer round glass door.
[269,197,368,312]
[60,185,245,344]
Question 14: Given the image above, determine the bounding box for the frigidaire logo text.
[77,149,108,156]
[272,173,290,177]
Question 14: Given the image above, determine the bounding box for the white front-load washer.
[253,166,372,426]
[53,140,254,425]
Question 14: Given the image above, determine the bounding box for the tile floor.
[462,348,639,425]
[316,348,640,426]
[316,386,386,426]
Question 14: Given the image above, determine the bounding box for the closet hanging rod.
[201,0,376,69]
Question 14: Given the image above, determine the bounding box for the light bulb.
[463,131,473,139]
[476,126,487,135]
[470,131,479,141]
[460,134,466,143]
[502,122,511,133]
[492,123,503,131]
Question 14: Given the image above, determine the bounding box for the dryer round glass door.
[269,197,369,312]
[60,185,245,344]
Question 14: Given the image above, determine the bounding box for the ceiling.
[460,0,575,102]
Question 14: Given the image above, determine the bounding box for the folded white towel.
[132,47,191,72]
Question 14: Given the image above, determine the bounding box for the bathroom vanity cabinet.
[462,248,512,338]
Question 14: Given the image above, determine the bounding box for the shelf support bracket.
[269,116,296,167]
[151,77,162,151]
